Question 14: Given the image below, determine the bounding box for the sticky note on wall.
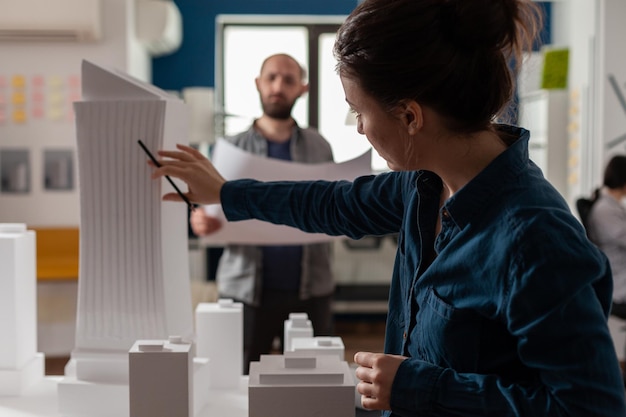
[541,47,569,90]
[12,92,26,105]
[13,108,27,124]
[11,75,25,89]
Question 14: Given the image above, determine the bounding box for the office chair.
[576,197,594,237]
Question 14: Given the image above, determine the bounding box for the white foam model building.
[129,337,193,417]
[58,60,197,417]
[283,312,313,353]
[291,336,345,361]
[249,354,355,417]
[195,299,243,389]
[0,223,44,396]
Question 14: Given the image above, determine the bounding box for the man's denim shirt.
[216,123,335,306]
[222,125,626,416]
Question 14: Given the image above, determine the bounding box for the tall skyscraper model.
[58,60,194,417]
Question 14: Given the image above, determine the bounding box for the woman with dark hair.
[151,0,626,415]
[588,155,626,319]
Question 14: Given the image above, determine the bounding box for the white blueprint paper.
[199,138,373,245]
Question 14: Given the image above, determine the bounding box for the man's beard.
[261,98,296,120]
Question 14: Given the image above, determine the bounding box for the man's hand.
[354,351,407,411]
[190,208,222,236]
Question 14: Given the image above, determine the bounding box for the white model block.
[0,223,37,369]
[283,312,313,353]
[195,299,243,388]
[0,223,44,396]
[291,336,345,361]
[129,337,193,417]
[249,354,355,417]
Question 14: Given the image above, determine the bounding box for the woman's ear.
[397,100,423,136]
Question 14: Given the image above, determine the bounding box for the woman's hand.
[354,351,407,411]
[150,144,226,206]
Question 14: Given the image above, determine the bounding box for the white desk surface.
[0,376,375,417]
[0,376,249,417]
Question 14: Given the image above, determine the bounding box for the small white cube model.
[195,298,243,388]
[283,312,313,353]
[249,354,355,417]
[129,336,193,417]
[0,223,44,396]
[291,336,345,361]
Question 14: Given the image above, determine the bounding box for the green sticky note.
[541,48,569,89]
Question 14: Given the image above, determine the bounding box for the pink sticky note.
[32,75,45,88]
[32,107,44,119]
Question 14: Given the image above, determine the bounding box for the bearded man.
[189,54,336,374]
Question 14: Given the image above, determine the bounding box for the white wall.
[597,0,626,161]
[0,0,150,227]
[547,0,598,202]
[563,0,626,197]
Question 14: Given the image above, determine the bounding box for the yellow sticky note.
[12,75,26,89]
[12,91,26,105]
[48,107,64,121]
[48,76,64,89]
[48,92,64,106]
[568,155,579,168]
[13,108,27,123]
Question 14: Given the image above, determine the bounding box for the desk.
[0,377,377,416]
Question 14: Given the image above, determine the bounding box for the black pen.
[138,139,197,211]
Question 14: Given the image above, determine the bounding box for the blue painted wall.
[152,1,552,91]
[152,0,358,91]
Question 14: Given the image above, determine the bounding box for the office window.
[216,15,386,170]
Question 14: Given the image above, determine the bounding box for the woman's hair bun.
[440,0,520,52]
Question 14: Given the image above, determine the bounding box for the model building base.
[248,354,355,417]
[57,376,128,417]
[58,356,210,417]
[0,353,45,397]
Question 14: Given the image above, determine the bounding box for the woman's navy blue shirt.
[221,125,626,416]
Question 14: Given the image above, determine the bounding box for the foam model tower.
[249,354,355,417]
[58,60,195,417]
[195,299,243,389]
[0,223,44,396]
[283,312,313,353]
